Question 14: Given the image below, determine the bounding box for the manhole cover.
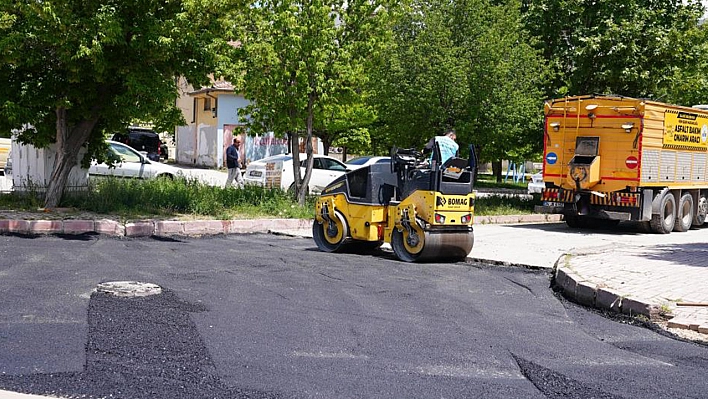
[96,281,162,297]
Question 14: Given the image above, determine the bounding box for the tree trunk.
[289,130,301,199]
[492,159,503,183]
[44,107,97,209]
[342,146,348,163]
[298,96,316,206]
[321,135,330,156]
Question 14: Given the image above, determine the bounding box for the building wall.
[176,92,251,168]
[196,123,218,167]
[215,95,250,167]
[175,89,325,168]
[176,125,195,165]
[176,78,194,128]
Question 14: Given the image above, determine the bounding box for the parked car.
[89,140,181,179]
[111,127,168,162]
[345,156,391,170]
[244,153,349,194]
[527,171,545,194]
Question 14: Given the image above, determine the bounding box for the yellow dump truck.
[537,95,708,233]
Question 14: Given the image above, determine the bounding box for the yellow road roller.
[313,147,476,262]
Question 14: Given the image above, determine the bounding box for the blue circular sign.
[546,152,558,165]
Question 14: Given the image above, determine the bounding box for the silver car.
[89,140,182,179]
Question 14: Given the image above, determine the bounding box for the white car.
[345,156,391,170]
[89,140,182,179]
[527,171,545,194]
[244,153,348,194]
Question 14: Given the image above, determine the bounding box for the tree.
[369,0,547,180]
[0,0,219,208]
[465,1,547,180]
[369,0,471,151]
[521,0,707,102]
[224,0,392,205]
[314,100,377,160]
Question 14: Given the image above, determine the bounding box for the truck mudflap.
[536,188,644,220]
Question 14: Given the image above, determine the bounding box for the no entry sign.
[625,156,638,169]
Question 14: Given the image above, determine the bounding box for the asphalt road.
[0,233,706,399]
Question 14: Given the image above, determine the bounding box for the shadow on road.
[498,221,647,236]
[640,242,708,268]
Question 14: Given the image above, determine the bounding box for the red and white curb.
[0,218,312,238]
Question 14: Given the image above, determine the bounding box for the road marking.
[292,351,369,360]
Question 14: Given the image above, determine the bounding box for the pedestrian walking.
[225,137,244,188]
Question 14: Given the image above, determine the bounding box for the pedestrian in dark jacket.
[225,137,244,188]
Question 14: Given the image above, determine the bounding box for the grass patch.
[474,173,528,190]
[474,194,540,216]
[0,177,316,220]
[0,177,539,220]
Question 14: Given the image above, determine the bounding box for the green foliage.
[0,177,315,219]
[0,0,218,144]
[0,176,535,218]
[316,100,378,155]
[369,0,547,163]
[522,0,708,103]
[0,0,221,205]
[222,0,393,203]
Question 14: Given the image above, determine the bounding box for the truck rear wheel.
[693,195,708,226]
[593,219,620,229]
[564,214,586,228]
[637,221,653,233]
[674,193,693,232]
[650,191,676,234]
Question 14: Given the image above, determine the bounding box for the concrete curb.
[552,256,662,320]
[475,214,562,225]
[0,213,562,238]
[0,218,313,238]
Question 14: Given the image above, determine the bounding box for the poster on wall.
[246,133,289,163]
[223,125,289,167]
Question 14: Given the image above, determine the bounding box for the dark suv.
[111,127,168,162]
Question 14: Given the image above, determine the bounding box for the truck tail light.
[546,191,560,200]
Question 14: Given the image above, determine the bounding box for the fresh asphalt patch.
[0,288,280,399]
[0,233,707,398]
[512,354,624,399]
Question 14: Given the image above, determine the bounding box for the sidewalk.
[0,390,61,399]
